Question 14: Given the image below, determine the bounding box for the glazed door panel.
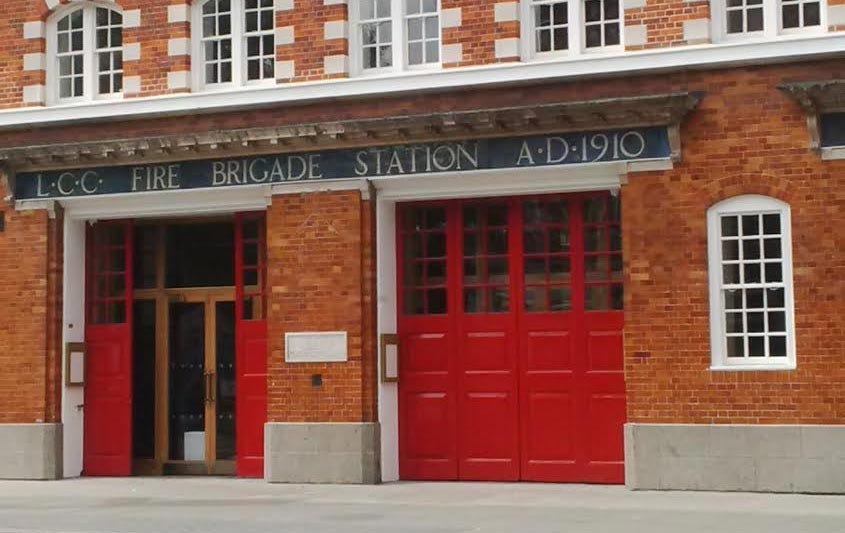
[84,221,134,476]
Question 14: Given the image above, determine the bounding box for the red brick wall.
[266,190,376,422]
[623,70,845,425]
[0,183,56,423]
[625,0,710,49]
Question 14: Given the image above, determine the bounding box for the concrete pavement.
[0,478,843,533]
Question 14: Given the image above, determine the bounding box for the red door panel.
[235,213,268,478]
[84,221,133,477]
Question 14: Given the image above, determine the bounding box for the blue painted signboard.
[15,127,671,200]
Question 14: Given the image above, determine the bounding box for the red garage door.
[397,193,626,483]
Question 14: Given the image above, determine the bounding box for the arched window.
[47,3,123,103]
[707,195,796,370]
[193,0,276,89]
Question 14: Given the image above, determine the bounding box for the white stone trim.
[123,9,142,29]
[494,2,519,23]
[684,19,711,43]
[23,21,46,40]
[168,37,191,57]
[276,26,295,46]
[23,53,46,72]
[830,5,845,26]
[324,0,347,4]
[276,60,296,80]
[441,7,462,28]
[123,42,142,62]
[167,71,191,91]
[123,75,142,95]
[276,0,295,10]
[324,20,349,41]
[624,0,647,9]
[626,25,648,46]
[167,4,190,24]
[495,38,520,59]
[821,146,845,160]
[23,85,46,105]
[324,54,349,75]
[442,43,463,64]
[2,34,844,128]
[45,0,61,10]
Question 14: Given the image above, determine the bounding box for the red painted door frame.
[234,212,268,478]
[83,220,134,476]
[397,193,626,483]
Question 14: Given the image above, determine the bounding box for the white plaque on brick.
[285,332,348,363]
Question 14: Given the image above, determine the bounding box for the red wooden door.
[456,201,519,481]
[235,213,268,478]
[398,204,457,480]
[84,221,134,476]
[518,195,625,483]
[398,193,626,483]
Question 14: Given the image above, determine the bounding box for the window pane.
[726,336,744,357]
[804,2,820,26]
[721,216,738,237]
[747,7,763,31]
[782,4,800,28]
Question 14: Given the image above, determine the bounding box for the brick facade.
[1,0,842,107]
[0,59,841,428]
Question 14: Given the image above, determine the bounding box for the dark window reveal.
[165,222,235,288]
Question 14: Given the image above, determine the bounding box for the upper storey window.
[716,0,824,40]
[194,0,276,89]
[48,4,123,104]
[524,0,621,59]
[353,0,441,74]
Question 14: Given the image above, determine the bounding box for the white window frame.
[46,2,124,105]
[350,0,442,77]
[710,0,827,42]
[520,0,624,62]
[191,0,277,92]
[707,195,797,371]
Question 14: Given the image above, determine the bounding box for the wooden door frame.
[131,219,238,476]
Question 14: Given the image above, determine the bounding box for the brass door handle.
[205,372,216,403]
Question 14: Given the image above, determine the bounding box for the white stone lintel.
[624,0,647,10]
[324,20,348,41]
[276,0,295,10]
[625,25,648,47]
[494,2,519,23]
[123,42,142,62]
[167,71,191,91]
[168,4,190,24]
[123,9,142,29]
[495,38,519,59]
[442,43,463,64]
[441,8,462,29]
[276,60,295,80]
[168,37,191,57]
[23,21,46,40]
[123,75,142,95]
[23,53,46,72]
[23,85,46,105]
[683,19,711,43]
[324,55,349,75]
[276,26,295,46]
[829,5,845,26]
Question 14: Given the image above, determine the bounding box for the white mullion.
[570,0,583,56]
[233,0,243,87]
[393,0,405,70]
[763,0,779,38]
[83,8,95,102]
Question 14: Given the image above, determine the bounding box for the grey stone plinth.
[625,423,845,494]
[265,422,380,484]
[0,423,62,480]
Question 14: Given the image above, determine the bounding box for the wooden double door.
[83,216,267,477]
[397,193,626,483]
